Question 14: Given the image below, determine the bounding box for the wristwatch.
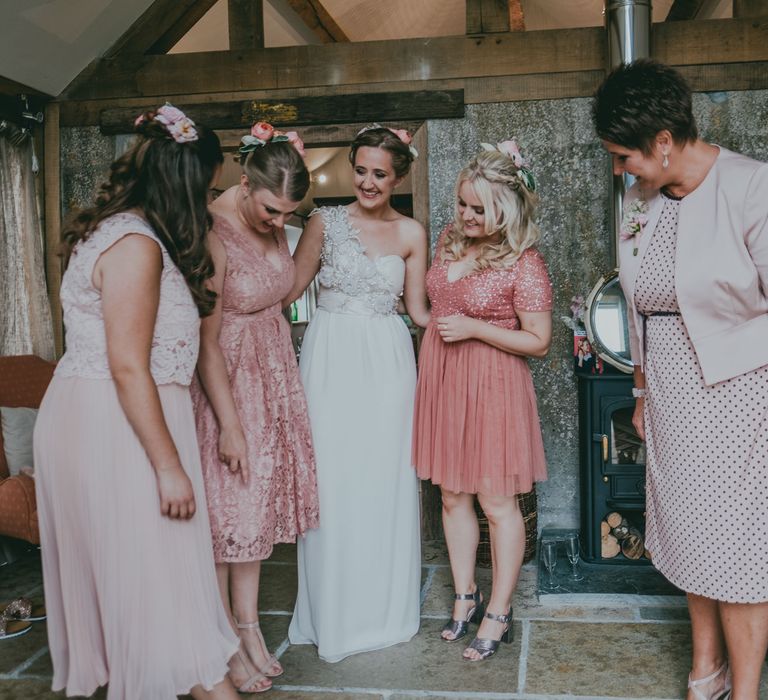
[631,387,646,399]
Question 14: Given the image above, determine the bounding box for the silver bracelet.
[631,387,646,399]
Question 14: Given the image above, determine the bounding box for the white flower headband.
[357,123,419,159]
[134,103,198,143]
[479,138,536,192]
[239,121,306,158]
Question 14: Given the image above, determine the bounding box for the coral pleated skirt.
[412,323,547,496]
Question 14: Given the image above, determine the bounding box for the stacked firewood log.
[600,512,650,560]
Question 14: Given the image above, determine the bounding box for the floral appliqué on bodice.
[56,213,200,385]
[315,206,405,316]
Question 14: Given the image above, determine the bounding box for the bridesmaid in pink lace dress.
[191,123,319,692]
[412,143,552,662]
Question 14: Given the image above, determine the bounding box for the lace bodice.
[56,213,200,385]
[314,206,405,316]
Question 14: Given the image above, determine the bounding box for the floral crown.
[479,138,536,193]
[239,121,306,158]
[134,103,198,144]
[356,123,419,159]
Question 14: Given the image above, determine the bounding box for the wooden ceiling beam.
[105,0,221,57]
[665,0,707,21]
[229,0,265,49]
[733,0,768,17]
[467,0,510,34]
[282,0,349,43]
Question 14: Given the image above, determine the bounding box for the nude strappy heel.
[236,619,283,678]
[441,590,485,642]
[688,662,731,700]
[231,647,272,694]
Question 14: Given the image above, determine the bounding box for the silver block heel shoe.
[441,590,484,642]
[464,609,513,661]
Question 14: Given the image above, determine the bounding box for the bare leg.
[463,493,523,660]
[440,489,480,640]
[217,562,272,693]
[231,560,283,677]
[189,678,240,700]
[720,600,768,700]
[687,593,727,700]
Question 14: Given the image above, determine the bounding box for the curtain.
[0,136,55,360]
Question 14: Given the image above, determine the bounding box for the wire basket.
[475,486,538,568]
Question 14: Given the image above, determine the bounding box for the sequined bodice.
[427,227,553,328]
[56,213,201,385]
[315,206,405,316]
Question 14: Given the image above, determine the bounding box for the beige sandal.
[688,662,731,700]
[230,646,272,694]
[0,599,33,640]
[236,619,283,678]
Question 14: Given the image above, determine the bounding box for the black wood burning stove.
[578,373,650,565]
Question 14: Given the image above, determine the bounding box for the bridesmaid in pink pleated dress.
[33,107,242,700]
[412,142,552,662]
[191,122,319,692]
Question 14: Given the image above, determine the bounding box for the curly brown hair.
[592,59,698,154]
[61,111,224,316]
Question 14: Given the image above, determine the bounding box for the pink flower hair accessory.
[240,121,306,158]
[356,123,419,159]
[479,138,536,192]
[134,103,198,143]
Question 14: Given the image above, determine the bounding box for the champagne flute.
[565,532,584,581]
[541,539,560,591]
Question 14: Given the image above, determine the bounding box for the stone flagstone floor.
[1,541,766,700]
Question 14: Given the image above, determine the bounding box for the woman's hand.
[632,398,645,441]
[436,315,477,343]
[219,427,249,485]
[156,465,196,520]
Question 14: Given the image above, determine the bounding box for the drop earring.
[662,153,669,169]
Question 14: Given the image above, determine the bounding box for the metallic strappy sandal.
[236,619,283,678]
[688,662,732,700]
[0,598,33,641]
[441,590,484,642]
[463,609,513,661]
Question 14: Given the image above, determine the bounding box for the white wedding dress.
[288,206,421,662]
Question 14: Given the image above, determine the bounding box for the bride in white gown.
[284,126,431,662]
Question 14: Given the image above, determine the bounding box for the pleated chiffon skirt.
[33,376,239,700]
[413,324,548,496]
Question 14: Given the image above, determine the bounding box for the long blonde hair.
[443,150,540,271]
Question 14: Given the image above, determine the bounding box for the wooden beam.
[733,0,768,17]
[467,0,510,34]
[283,0,349,42]
[509,0,526,31]
[666,0,706,20]
[229,0,264,49]
[105,0,220,56]
[63,26,606,101]
[43,102,63,357]
[98,90,464,134]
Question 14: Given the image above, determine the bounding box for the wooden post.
[467,0,511,34]
[228,0,264,49]
[43,102,63,357]
[733,0,768,17]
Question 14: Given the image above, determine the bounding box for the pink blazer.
[618,147,768,386]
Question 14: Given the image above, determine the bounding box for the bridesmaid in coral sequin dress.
[413,142,552,662]
[191,124,319,692]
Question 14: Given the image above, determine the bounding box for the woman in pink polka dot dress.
[595,60,768,700]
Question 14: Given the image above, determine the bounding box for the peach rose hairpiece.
[479,138,536,192]
[356,123,419,159]
[239,121,306,158]
[134,103,198,143]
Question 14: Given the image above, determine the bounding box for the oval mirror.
[584,270,633,373]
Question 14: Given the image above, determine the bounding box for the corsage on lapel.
[620,198,649,257]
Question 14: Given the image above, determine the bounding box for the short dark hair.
[592,59,698,153]
[241,141,310,203]
[349,127,414,179]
